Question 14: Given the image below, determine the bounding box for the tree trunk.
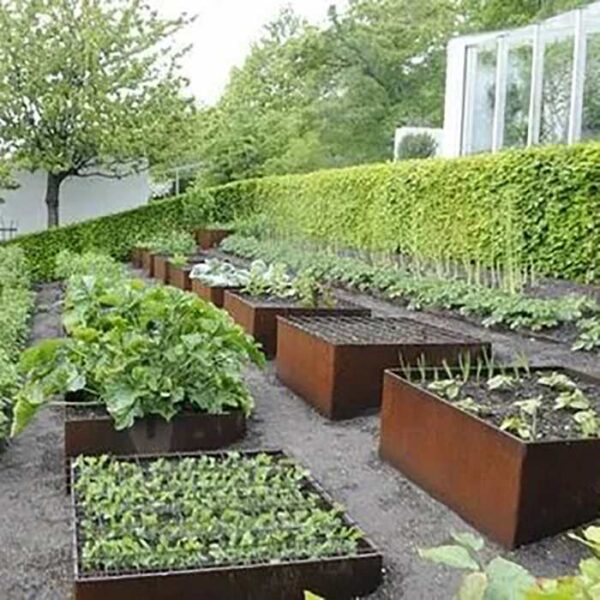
[45,172,65,228]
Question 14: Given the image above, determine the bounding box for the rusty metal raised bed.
[192,279,241,308]
[71,450,383,600]
[195,228,231,250]
[152,254,171,283]
[223,292,371,358]
[167,254,208,290]
[379,366,600,548]
[140,249,154,276]
[65,407,246,460]
[131,247,148,269]
[276,316,490,420]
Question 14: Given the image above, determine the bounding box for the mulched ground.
[2,276,599,599]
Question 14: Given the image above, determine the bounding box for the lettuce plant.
[190,258,251,287]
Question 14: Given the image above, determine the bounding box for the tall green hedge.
[6,187,250,281]
[211,143,600,282]
[7,141,600,282]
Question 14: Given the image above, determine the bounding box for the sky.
[148,0,347,106]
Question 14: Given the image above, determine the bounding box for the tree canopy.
[192,0,592,187]
[0,0,194,227]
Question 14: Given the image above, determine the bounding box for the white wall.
[0,170,150,235]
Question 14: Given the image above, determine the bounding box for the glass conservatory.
[441,2,600,157]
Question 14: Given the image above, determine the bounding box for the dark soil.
[285,315,481,345]
[1,276,597,599]
[417,369,600,442]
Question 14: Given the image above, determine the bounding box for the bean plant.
[73,453,362,574]
[221,235,598,340]
[140,230,197,257]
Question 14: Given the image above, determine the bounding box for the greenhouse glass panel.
[464,43,497,154]
[539,29,575,144]
[504,40,533,148]
[582,31,600,140]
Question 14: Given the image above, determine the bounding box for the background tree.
[0,0,193,227]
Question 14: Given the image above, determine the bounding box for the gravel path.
[0,277,595,599]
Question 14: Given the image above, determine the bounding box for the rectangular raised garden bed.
[152,254,171,283]
[192,279,241,308]
[223,291,371,358]
[71,451,383,600]
[168,255,208,291]
[277,316,490,420]
[140,249,154,276]
[379,366,600,548]
[65,407,246,459]
[195,228,231,250]
[131,246,147,269]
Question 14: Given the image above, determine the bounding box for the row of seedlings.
[65,241,383,600]
[200,248,600,552]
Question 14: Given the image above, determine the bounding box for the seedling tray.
[192,279,241,308]
[71,450,383,600]
[195,228,231,250]
[379,366,600,548]
[223,292,371,358]
[276,316,490,420]
[64,407,246,459]
[167,254,208,290]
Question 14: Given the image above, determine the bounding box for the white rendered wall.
[0,170,150,235]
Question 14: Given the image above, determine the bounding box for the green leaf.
[457,572,488,600]
[484,557,535,600]
[451,531,485,553]
[418,545,480,571]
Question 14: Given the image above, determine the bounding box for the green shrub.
[396,132,438,159]
[212,143,600,282]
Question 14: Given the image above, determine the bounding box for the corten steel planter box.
[131,247,148,269]
[64,408,246,460]
[223,291,371,358]
[192,279,241,308]
[276,316,491,420]
[71,451,383,600]
[167,255,207,291]
[379,366,600,548]
[152,254,171,283]
[140,249,154,276]
[195,228,231,250]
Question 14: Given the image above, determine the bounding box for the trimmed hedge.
[210,143,600,282]
[5,187,250,281]
[7,142,600,282]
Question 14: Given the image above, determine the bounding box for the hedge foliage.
[5,187,249,281]
[210,143,600,282]
[6,142,600,283]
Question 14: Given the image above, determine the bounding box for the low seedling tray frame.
[71,450,383,600]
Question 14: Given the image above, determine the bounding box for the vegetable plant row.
[0,247,35,445]
[220,235,600,351]
[11,250,265,437]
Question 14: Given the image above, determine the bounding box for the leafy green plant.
[73,453,363,574]
[573,317,600,352]
[170,254,188,268]
[11,254,265,435]
[143,230,197,257]
[419,531,535,599]
[396,132,438,160]
[190,259,251,287]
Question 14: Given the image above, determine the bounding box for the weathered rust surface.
[276,316,490,420]
[379,367,600,548]
[223,292,371,358]
[131,247,147,269]
[192,280,241,308]
[140,249,154,276]
[65,410,246,459]
[153,254,170,283]
[167,255,207,291]
[71,451,383,600]
[195,228,231,250]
